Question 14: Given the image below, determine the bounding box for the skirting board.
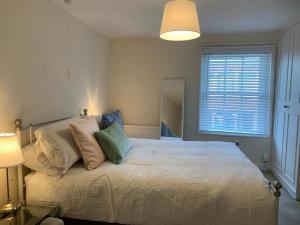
[124,125,160,139]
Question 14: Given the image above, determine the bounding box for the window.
[199,47,274,137]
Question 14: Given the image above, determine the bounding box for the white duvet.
[25,138,276,225]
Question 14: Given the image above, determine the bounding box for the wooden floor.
[63,172,300,225]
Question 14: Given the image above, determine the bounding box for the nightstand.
[0,201,60,225]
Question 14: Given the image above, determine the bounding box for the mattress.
[25,138,276,225]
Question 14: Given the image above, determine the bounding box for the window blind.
[199,49,273,136]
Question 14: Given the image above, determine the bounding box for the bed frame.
[14,109,282,225]
[15,109,88,201]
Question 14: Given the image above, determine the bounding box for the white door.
[272,31,290,171]
[282,24,300,196]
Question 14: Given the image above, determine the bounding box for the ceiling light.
[160,0,201,41]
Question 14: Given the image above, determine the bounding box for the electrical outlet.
[262,152,270,162]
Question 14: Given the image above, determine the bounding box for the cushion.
[70,116,106,170]
[101,110,124,130]
[22,143,63,176]
[34,117,82,174]
[161,121,178,137]
[95,121,132,164]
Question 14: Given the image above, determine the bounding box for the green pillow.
[95,121,132,164]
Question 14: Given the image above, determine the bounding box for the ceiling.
[51,0,300,38]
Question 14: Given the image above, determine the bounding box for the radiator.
[124,125,160,139]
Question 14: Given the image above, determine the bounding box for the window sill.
[197,130,271,139]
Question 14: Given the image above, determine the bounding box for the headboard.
[15,109,88,202]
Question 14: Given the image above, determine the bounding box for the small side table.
[0,201,60,225]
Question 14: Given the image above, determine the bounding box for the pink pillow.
[70,117,105,170]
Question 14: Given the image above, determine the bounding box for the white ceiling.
[51,0,300,38]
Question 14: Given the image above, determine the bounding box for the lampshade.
[160,0,201,41]
[0,133,23,168]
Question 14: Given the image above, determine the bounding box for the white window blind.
[199,47,273,136]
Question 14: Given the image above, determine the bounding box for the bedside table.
[0,201,60,225]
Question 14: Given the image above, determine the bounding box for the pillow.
[22,143,63,176]
[101,110,124,130]
[161,121,178,137]
[70,116,106,170]
[95,121,132,164]
[34,117,82,174]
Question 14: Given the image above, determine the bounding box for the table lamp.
[0,133,23,213]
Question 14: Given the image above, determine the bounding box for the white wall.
[0,0,111,203]
[110,33,278,169]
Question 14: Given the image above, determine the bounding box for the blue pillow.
[161,121,178,137]
[101,110,124,129]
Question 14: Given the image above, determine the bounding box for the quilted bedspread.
[25,138,276,225]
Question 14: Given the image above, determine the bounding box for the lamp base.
[0,200,21,213]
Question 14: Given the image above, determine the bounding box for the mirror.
[160,79,185,140]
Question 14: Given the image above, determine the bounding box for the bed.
[15,115,281,225]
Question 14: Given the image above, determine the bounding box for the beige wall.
[0,0,111,203]
[110,33,278,169]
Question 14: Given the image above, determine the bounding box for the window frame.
[198,45,276,138]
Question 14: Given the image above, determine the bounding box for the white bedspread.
[25,138,276,225]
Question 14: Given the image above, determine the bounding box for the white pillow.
[34,117,82,174]
[22,143,63,176]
